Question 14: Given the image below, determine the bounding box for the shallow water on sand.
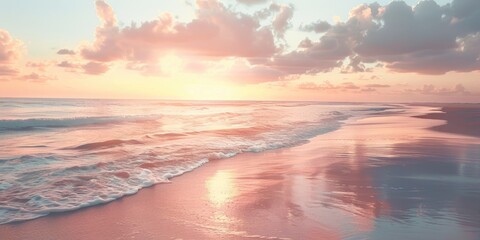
[169,108,480,240]
[250,111,480,240]
[316,138,480,240]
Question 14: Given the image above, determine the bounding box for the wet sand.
[1,104,479,240]
[415,104,480,137]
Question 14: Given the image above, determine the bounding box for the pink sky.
[0,0,479,102]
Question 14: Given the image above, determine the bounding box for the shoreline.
[1,104,479,240]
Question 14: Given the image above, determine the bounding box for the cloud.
[270,3,294,39]
[80,0,123,62]
[236,0,268,5]
[184,60,207,73]
[95,0,116,27]
[56,61,83,73]
[301,21,331,33]
[56,49,76,55]
[406,83,474,96]
[220,59,285,83]
[298,38,313,48]
[342,82,361,89]
[81,0,276,65]
[0,65,18,77]
[83,61,109,75]
[364,84,390,88]
[0,29,23,63]
[125,62,166,76]
[356,1,455,56]
[269,24,355,75]
[276,0,480,77]
[26,61,52,72]
[296,81,397,94]
[70,0,480,81]
[361,87,377,92]
[297,81,335,91]
[0,29,23,80]
[18,73,54,82]
[0,29,58,83]
[384,33,480,74]
[341,55,374,73]
[57,61,79,69]
[268,3,378,76]
[297,81,361,91]
[449,0,480,35]
[353,0,480,74]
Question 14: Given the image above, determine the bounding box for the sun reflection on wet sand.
[204,170,243,236]
[206,170,238,206]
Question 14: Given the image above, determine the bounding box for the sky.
[0,0,479,102]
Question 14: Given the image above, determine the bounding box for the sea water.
[0,98,400,224]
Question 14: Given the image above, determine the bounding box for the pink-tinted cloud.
[56,61,82,73]
[125,62,165,76]
[0,29,22,63]
[26,61,52,72]
[0,29,56,83]
[0,65,18,77]
[221,59,284,83]
[297,81,334,91]
[18,73,54,82]
[361,87,377,92]
[343,82,361,90]
[81,0,123,62]
[184,60,207,73]
[0,29,22,80]
[71,0,480,82]
[364,84,390,88]
[57,61,79,69]
[95,0,116,27]
[81,0,276,65]
[0,29,60,83]
[83,61,109,75]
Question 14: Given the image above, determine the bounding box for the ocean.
[0,98,400,224]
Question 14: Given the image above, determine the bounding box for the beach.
[2,0,480,238]
[0,103,479,240]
